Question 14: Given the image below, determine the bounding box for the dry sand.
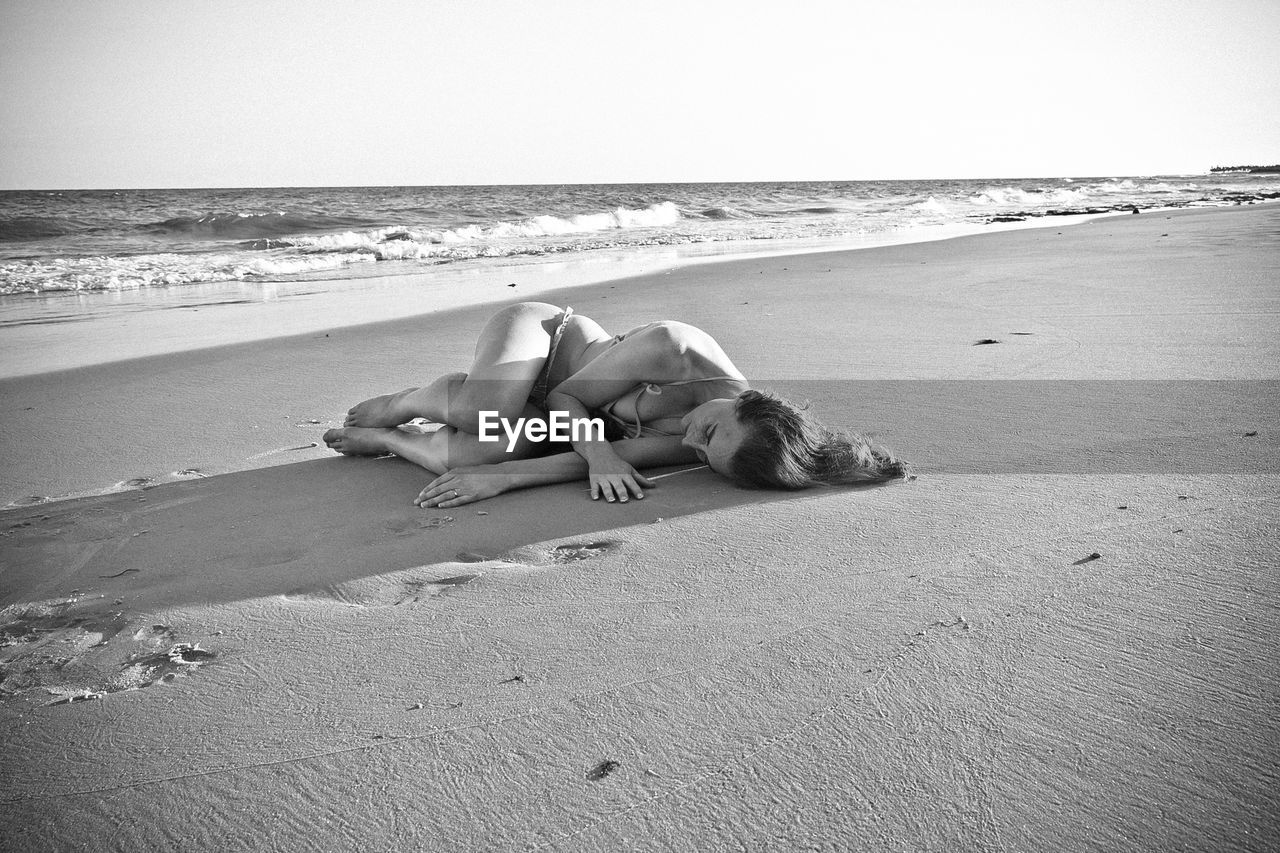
[1,205,1277,851]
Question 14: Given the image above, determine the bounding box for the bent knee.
[488,302,561,326]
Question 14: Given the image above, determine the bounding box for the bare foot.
[323,427,396,456]
[344,388,421,427]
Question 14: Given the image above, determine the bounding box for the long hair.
[728,390,910,489]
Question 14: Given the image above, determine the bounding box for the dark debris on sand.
[586,760,621,781]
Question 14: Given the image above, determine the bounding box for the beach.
[1,204,1277,850]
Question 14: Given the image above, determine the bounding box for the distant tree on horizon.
[1209,164,1280,173]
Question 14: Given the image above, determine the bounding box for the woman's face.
[680,397,749,475]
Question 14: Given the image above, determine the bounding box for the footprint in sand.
[1,602,130,655]
[386,515,455,537]
[133,624,177,644]
[116,477,155,489]
[388,574,480,606]
[124,643,214,673]
[474,540,623,566]
[549,541,621,563]
[0,603,215,705]
[428,574,479,587]
[283,572,481,608]
[109,643,216,694]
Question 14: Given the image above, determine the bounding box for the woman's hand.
[415,465,510,508]
[588,457,656,503]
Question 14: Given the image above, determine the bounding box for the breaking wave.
[3,176,1276,294]
[969,186,1093,206]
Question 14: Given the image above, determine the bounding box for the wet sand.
[2,205,1278,851]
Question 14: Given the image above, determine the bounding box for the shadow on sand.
[0,454,861,619]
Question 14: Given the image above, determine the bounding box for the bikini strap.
[542,306,574,379]
[643,375,741,394]
[604,376,742,440]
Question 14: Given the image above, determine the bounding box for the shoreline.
[0,207,1143,380]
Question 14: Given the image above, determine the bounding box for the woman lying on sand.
[323,302,907,507]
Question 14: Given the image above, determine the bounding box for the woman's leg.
[344,302,564,432]
[324,401,550,473]
[342,373,464,429]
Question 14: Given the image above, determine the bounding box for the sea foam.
[3,177,1277,294]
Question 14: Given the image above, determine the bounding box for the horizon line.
[0,171,1221,193]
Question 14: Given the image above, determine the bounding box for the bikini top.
[597,375,742,439]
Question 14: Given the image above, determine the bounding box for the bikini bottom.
[527,307,573,411]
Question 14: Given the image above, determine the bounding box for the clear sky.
[1,0,1277,189]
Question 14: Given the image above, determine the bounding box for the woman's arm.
[543,322,738,500]
[543,384,645,501]
[543,323,689,501]
[414,435,699,508]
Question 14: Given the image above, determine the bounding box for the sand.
[1,205,1277,851]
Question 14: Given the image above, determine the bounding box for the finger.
[415,483,453,506]
[424,473,454,491]
[613,478,631,502]
[606,479,626,503]
[417,480,462,507]
[623,476,646,499]
[590,480,601,501]
[634,473,657,488]
[430,478,459,495]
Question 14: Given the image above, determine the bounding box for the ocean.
[2,175,1277,296]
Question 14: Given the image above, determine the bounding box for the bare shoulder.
[640,321,740,378]
[636,320,719,353]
